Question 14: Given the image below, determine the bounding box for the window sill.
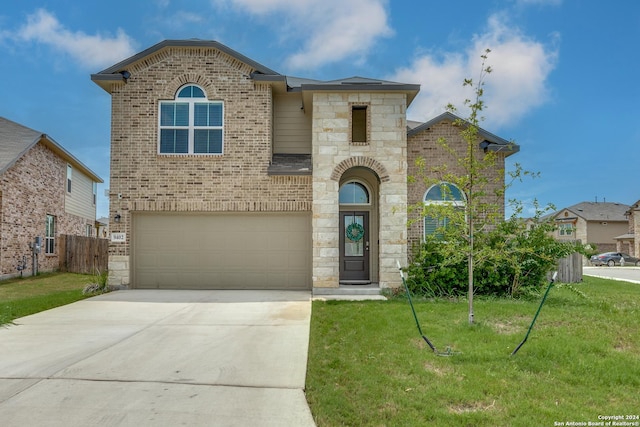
[157,153,224,157]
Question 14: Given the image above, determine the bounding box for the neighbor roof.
[0,117,103,182]
[554,201,630,222]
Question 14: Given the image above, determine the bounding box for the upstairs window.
[423,183,466,239]
[159,84,224,154]
[558,223,574,237]
[351,104,369,144]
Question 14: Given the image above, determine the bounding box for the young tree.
[412,49,499,324]
[408,49,580,323]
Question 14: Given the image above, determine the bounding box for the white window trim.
[45,214,56,254]
[158,84,224,155]
[423,182,466,240]
[66,164,72,193]
[558,223,574,236]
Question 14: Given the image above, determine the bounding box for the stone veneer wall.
[0,143,94,279]
[107,47,312,286]
[406,120,506,256]
[312,92,408,288]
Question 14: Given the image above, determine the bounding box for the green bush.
[406,217,584,298]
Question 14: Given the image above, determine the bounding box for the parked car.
[589,252,640,267]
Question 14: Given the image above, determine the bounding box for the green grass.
[306,277,640,426]
[0,273,95,325]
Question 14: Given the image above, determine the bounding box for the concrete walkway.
[0,290,316,426]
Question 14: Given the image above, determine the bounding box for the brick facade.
[0,143,95,279]
[96,40,513,289]
[407,120,506,252]
[633,204,640,258]
[107,47,312,285]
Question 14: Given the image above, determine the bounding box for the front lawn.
[306,277,640,426]
[0,273,95,325]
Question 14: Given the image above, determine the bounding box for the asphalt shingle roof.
[0,117,45,174]
[557,201,630,222]
[0,116,102,182]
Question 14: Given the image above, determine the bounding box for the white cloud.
[392,13,557,128]
[213,0,393,70]
[15,9,136,69]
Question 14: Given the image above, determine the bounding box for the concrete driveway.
[0,290,316,426]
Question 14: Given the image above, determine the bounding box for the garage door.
[132,212,311,290]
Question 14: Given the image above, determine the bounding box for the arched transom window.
[339,181,370,205]
[423,182,466,238]
[159,84,224,154]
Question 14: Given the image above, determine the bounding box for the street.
[583,266,640,284]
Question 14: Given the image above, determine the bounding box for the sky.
[1,0,639,219]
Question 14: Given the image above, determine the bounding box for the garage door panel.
[133,212,311,290]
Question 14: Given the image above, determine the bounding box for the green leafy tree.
[407,50,585,322]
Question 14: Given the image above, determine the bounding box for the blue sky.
[1,0,638,219]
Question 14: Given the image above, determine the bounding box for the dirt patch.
[423,360,452,377]
[488,319,522,335]
[448,400,497,414]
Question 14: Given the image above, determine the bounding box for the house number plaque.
[111,233,126,243]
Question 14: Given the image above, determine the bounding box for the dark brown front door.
[339,211,370,283]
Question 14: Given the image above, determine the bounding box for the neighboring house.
[616,200,639,257]
[91,39,518,291]
[96,217,109,239]
[551,201,630,259]
[0,117,103,279]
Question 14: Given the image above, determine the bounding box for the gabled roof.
[626,199,640,215]
[553,201,630,222]
[92,39,421,105]
[0,117,103,182]
[91,39,281,91]
[407,111,520,156]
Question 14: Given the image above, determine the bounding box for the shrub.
[82,270,113,295]
[406,216,585,298]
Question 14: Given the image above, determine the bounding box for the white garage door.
[132,212,311,290]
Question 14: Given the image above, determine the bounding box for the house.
[91,39,518,291]
[0,117,103,279]
[551,201,630,258]
[616,200,639,257]
[96,217,109,239]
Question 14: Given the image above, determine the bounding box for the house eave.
[92,39,281,93]
[299,83,420,112]
[90,73,127,92]
[41,135,104,183]
[408,111,520,157]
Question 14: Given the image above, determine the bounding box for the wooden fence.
[556,252,583,283]
[59,235,109,274]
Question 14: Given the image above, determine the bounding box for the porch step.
[312,284,387,301]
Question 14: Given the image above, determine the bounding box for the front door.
[339,211,370,283]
